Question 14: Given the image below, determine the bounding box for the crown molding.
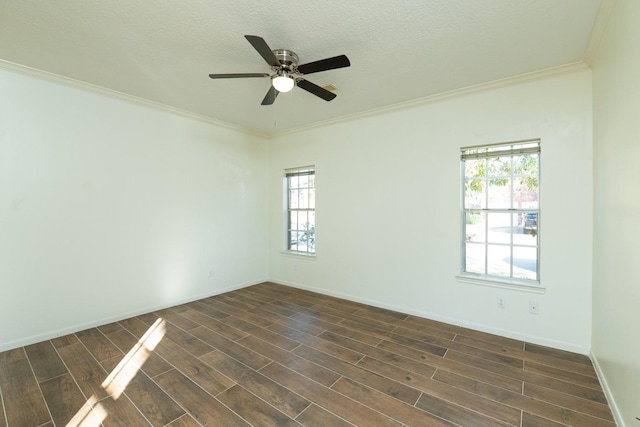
[584,0,617,66]
[1,59,589,140]
[0,59,270,139]
[270,61,591,138]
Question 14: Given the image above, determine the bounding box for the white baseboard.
[0,278,267,352]
[591,351,626,427]
[269,278,590,355]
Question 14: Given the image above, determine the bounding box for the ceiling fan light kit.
[272,73,294,92]
[208,35,350,105]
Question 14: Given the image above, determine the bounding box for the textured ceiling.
[0,0,603,135]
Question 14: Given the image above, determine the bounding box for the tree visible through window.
[461,140,540,282]
[286,167,315,254]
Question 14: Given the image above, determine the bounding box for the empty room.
[0,1,638,426]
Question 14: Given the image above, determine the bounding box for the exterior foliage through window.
[461,140,540,282]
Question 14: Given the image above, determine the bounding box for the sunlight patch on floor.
[68,395,106,427]
[101,317,166,398]
[68,317,167,426]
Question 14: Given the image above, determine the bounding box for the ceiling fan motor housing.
[273,49,299,72]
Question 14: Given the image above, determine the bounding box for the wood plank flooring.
[0,282,614,426]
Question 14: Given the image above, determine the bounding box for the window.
[461,140,540,283]
[286,167,315,255]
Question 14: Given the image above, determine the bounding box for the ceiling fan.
[208,35,350,105]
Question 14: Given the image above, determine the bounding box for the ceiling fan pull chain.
[273,101,278,127]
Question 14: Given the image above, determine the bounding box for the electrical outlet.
[497,297,506,309]
[529,301,539,315]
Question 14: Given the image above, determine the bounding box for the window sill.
[455,273,546,294]
[280,251,316,260]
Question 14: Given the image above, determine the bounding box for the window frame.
[284,166,316,256]
[459,139,541,286]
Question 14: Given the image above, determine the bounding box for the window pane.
[487,244,511,277]
[487,156,511,177]
[300,217,315,251]
[487,178,511,209]
[299,189,309,209]
[514,213,538,245]
[513,177,538,209]
[289,230,302,249]
[308,188,315,209]
[524,212,538,239]
[465,211,486,243]
[289,190,299,208]
[289,175,298,188]
[513,246,537,280]
[465,178,486,209]
[465,242,485,274]
[512,154,539,175]
[298,174,309,187]
[487,212,511,244]
[298,211,308,229]
[465,159,485,178]
[289,211,298,232]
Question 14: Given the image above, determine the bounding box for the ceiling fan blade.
[244,35,280,67]
[297,55,350,75]
[261,86,279,105]
[209,73,269,79]
[296,79,337,101]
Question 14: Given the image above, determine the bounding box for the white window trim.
[460,139,541,285]
[455,273,546,294]
[283,166,316,257]
[280,250,317,260]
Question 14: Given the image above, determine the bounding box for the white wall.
[591,1,640,425]
[0,67,269,351]
[268,69,594,353]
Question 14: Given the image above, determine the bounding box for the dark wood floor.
[0,282,614,427]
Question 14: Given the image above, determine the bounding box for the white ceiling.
[0,0,604,135]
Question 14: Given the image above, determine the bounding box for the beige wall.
[268,69,594,354]
[591,1,640,425]
[0,68,269,351]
